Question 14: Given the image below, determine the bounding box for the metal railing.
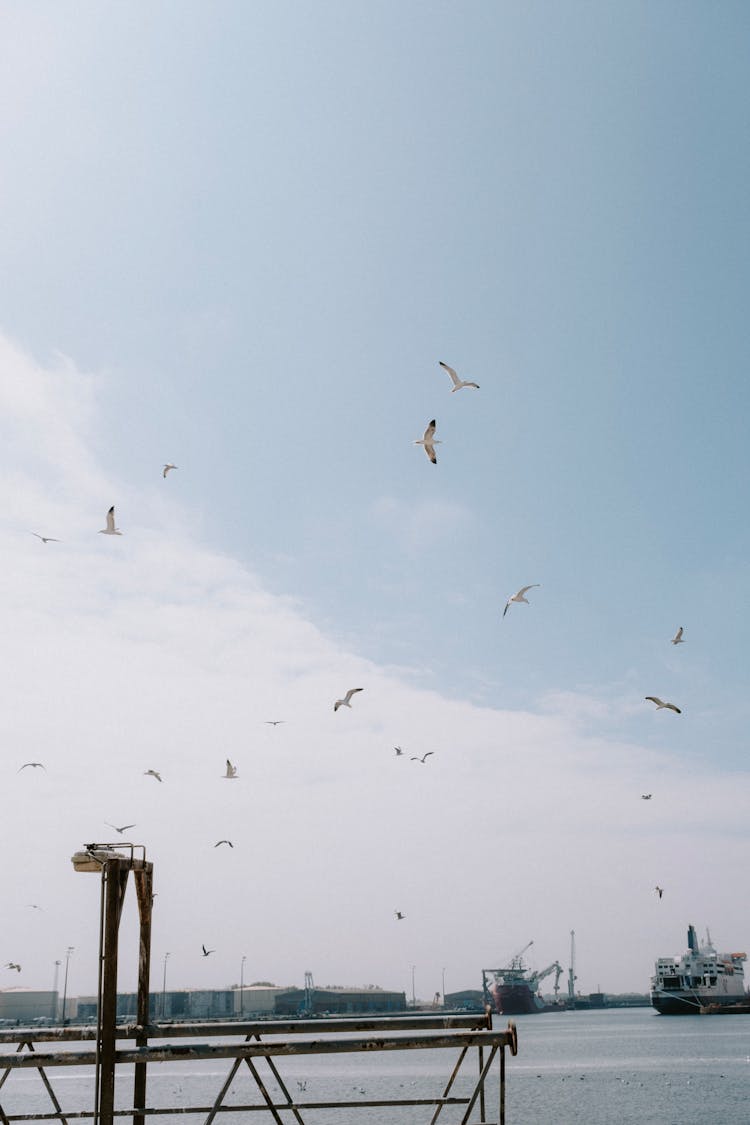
[0,1012,518,1124]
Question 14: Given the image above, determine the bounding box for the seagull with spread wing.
[202,944,215,957]
[414,419,441,464]
[105,822,136,835]
[214,840,234,848]
[334,688,363,712]
[99,506,122,536]
[671,627,685,645]
[18,762,45,772]
[645,697,681,714]
[411,752,434,764]
[144,769,163,782]
[163,463,178,478]
[503,584,540,617]
[439,361,479,391]
[31,532,60,544]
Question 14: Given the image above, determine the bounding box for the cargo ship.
[482,942,563,1015]
[650,924,747,1015]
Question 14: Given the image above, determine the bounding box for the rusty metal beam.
[0,1027,516,1070]
[0,1010,490,1047]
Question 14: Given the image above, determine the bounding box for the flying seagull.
[223,759,238,779]
[411,752,434,764]
[334,688,363,712]
[105,822,136,835]
[144,769,163,782]
[645,697,681,714]
[214,840,234,848]
[439,361,479,392]
[163,463,178,478]
[654,886,664,899]
[202,944,215,957]
[394,746,404,756]
[5,963,21,973]
[394,911,405,921]
[414,419,441,464]
[30,532,60,544]
[99,506,122,536]
[503,585,541,617]
[641,794,653,800]
[26,904,43,911]
[671,627,685,645]
[18,762,45,772]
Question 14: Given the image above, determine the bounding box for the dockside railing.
[0,1011,518,1124]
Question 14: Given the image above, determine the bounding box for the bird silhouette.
[411,752,434,764]
[202,944,215,957]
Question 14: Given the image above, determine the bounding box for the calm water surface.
[2,1008,748,1123]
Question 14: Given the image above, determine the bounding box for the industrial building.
[274,985,406,1015]
[0,989,66,1023]
[5,982,408,1024]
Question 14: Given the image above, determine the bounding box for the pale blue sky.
[1,2,748,998]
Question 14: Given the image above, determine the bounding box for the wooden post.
[132,867,154,1125]
[96,860,129,1125]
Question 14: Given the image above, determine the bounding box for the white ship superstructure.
[650,924,746,1014]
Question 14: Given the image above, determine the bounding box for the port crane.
[532,960,563,1000]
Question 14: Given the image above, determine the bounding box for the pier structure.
[0,842,519,1123]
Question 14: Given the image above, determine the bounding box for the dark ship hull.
[490,982,544,1015]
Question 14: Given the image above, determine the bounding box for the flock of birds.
[8,362,689,978]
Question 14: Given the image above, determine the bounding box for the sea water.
[1,1008,748,1124]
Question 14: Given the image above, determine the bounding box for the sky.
[1,1,749,1004]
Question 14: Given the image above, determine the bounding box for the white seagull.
[99,506,122,536]
[105,822,136,835]
[223,759,238,779]
[31,532,60,544]
[641,794,653,800]
[503,584,540,617]
[411,752,434,764]
[394,911,405,921]
[5,963,21,973]
[654,886,664,899]
[18,762,45,772]
[439,361,479,392]
[645,697,681,714]
[394,746,404,756]
[201,944,215,957]
[264,720,285,726]
[163,463,178,478]
[671,627,685,645]
[144,769,163,782]
[334,688,363,712]
[414,419,441,464]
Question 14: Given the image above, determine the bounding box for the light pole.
[410,965,416,1008]
[52,960,61,1021]
[161,952,170,1021]
[240,955,246,1019]
[442,967,446,1007]
[61,946,74,1025]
